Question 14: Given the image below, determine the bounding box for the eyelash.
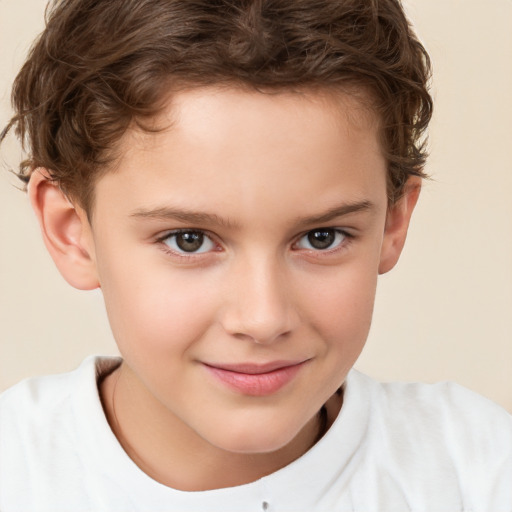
[293,228,354,255]
[156,229,220,260]
[155,227,354,260]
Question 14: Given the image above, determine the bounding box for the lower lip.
[204,362,305,396]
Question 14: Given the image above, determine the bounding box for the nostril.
[220,267,299,343]
[229,327,292,345]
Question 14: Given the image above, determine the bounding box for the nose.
[220,254,299,345]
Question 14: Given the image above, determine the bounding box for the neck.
[100,363,341,491]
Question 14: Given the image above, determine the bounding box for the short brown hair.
[2,0,432,211]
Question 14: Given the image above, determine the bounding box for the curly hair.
[2,0,432,211]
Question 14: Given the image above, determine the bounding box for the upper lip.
[203,360,308,375]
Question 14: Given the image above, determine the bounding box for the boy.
[0,0,511,511]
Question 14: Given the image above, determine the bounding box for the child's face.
[75,88,411,453]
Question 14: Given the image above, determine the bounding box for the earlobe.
[28,168,99,290]
[378,177,421,275]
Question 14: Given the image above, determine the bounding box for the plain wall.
[1,0,511,412]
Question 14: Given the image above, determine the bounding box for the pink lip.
[203,360,308,396]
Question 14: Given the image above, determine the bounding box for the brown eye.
[296,228,347,251]
[307,229,335,249]
[163,230,215,254]
[176,231,204,252]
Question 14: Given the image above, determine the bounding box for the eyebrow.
[130,200,374,229]
[130,206,238,229]
[294,200,374,225]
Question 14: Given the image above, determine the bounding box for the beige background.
[1,0,511,412]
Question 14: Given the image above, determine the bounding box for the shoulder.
[0,355,117,420]
[346,370,512,508]
[0,356,121,510]
[351,370,512,454]
[0,363,82,440]
[0,355,121,438]
[377,375,512,443]
[0,356,112,452]
[1,353,120,396]
[349,369,512,431]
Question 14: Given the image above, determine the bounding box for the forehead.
[119,85,381,155]
[92,87,387,225]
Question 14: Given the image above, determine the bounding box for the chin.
[207,417,310,455]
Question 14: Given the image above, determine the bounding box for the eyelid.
[292,227,354,252]
[156,228,221,257]
[156,227,215,242]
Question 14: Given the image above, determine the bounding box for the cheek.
[97,249,219,356]
[300,263,378,346]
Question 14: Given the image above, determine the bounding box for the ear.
[378,177,421,274]
[28,168,99,290]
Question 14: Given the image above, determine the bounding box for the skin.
[29,87,420,491]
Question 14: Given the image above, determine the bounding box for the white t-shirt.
[0,356,511,512]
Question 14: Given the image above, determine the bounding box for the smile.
[202,360,308,396]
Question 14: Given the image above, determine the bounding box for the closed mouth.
[203,360,308,375]
[202,360,310,396]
